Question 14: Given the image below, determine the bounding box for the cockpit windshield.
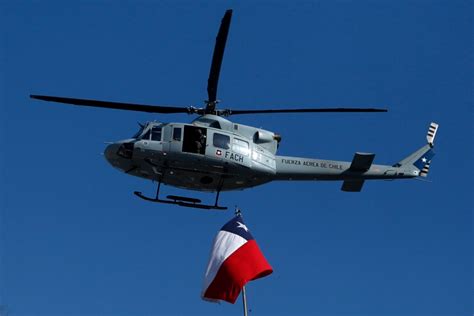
[132,123,162,140]
[132,125,145,139]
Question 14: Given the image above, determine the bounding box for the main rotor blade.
[30,95,196,114]
[223,107,388,115]
[207,9,233,106]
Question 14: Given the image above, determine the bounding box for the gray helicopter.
[30,10,438,210]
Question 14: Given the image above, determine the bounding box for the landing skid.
[133,179,227,210]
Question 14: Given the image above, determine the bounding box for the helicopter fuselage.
[105,115,278,192]
[104,115,421,193]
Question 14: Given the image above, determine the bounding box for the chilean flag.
[202,214,273,304]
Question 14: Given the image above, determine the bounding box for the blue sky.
[1,1,472,315]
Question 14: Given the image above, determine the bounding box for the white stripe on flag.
[202,230,247,296]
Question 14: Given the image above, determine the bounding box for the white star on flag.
[422,157,428,163]
[237,222,249,232]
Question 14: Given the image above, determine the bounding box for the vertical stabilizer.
[397,122,439,177]
[413,148,435,177]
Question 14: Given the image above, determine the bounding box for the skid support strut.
[214,176,225,207]
[155,178,162,200]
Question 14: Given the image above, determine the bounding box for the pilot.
[194,129,206,154]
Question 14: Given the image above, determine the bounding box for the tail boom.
[272,122,439,190]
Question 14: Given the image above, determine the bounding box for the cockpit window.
[141,129,151,140]
[151,127,162,141]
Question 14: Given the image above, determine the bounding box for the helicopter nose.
[105,141,135,160]
[104,143,120,168]
[104,143,120,162]
[104,141,135,172]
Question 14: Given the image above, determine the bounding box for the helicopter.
[30,9,439,210]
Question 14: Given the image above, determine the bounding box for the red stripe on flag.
[203,240,273,304]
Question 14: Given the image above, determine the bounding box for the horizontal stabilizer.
[349,152,375,172]
[341,180,365,192]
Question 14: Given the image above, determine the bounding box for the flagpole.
[242,285,248,316]
[235,206,249,316]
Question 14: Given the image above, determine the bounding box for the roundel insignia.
[216,149,222,156]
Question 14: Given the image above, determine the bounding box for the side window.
[233,138,249,156]
[151,127,162,141]
[173,127,182,141]
[213,133,230,149]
